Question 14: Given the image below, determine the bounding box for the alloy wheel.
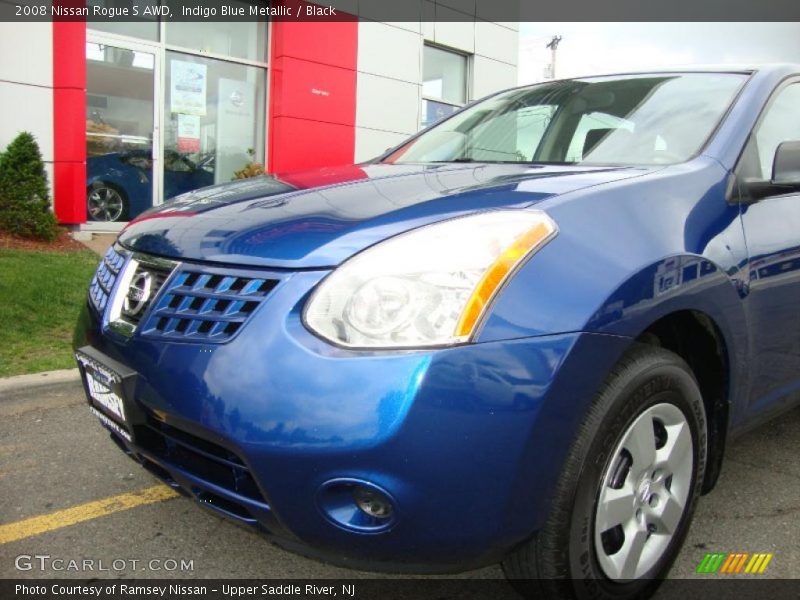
[87,186,125,221]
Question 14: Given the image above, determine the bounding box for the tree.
[0,132,58,240]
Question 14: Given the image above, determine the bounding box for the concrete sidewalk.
[74,232,116,256]
[0,368,80,398]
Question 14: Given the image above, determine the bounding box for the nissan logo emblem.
[124,271,153,316]
[230,89,244,108]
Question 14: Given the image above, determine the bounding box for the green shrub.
[0,132,59,241]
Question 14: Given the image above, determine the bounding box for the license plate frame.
[75,347,140,442]
[84,366,126,422]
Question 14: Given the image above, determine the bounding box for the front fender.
[476,158,751,418]
[585,257,743,335]
[477,158,747,342]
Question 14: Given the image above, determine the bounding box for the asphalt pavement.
[0,378,797,589]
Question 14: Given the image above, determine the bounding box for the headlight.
[304,210,558,349]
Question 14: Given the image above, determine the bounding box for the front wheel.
[503,344,707,600]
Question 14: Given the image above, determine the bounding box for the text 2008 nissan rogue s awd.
[75,66,800,599]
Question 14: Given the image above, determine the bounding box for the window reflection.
[163,52,267,200]
[166,17,267,63]
[421,45,468,129]
[85,42,155,222]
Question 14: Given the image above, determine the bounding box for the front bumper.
[75,263,631,572]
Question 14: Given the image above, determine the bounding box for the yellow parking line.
[0,485,179,544]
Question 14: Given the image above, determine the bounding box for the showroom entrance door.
[85,36,161,225]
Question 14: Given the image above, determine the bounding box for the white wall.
[0,22,54,171]
[354,1,518,162]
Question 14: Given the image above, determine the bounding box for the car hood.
[118,163,654,269]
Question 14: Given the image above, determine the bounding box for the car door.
[737,79,800,413]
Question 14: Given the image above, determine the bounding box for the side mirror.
[741,140,800,202]
[772,140,800,184]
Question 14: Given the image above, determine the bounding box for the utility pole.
[546,35,562,79]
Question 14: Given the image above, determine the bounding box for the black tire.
[503,343,707,600]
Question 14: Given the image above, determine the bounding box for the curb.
[0,368,81,396]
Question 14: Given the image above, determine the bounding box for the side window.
[746,83,800,180]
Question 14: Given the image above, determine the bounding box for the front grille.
[140,269,278,343]
[119,263,172,326]
[135,415,265,503]
[89,246,126,314]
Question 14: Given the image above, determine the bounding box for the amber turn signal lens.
[455,221,556,338]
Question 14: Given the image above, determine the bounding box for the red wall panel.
[268,4,358,174]
[271,1,358,68]
[270,117,355,173]
[52,21,85,89]
[270,56,356,126]
[53,87,85,163]
[52,21,86,224]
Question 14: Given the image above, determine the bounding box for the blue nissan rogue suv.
[75,66,800,599]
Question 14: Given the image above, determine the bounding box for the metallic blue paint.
[118,163,657,268]
[75,65,800,571]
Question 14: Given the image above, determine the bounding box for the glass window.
[87,1,159,40]
[423,45,467,104]
[565,112,635,162]
[85,42,156,222]
[389,73,746,165]
[512,105,557,161]
[422,45,468,128]
[744,84,800,180]
[166,17,267,63]
[421,99,460,129]
[442,104,557,162]
[163,52,266,200]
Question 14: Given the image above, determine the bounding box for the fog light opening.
[317,478,398,532]
[352,486,393,520]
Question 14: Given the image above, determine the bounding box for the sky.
[518,23,800,84]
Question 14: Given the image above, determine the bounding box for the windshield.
[385,73,747,166]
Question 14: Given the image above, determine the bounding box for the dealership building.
[0,2,518,227]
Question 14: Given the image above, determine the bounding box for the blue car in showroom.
[86,150,214,222]
[75,65,800,598]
